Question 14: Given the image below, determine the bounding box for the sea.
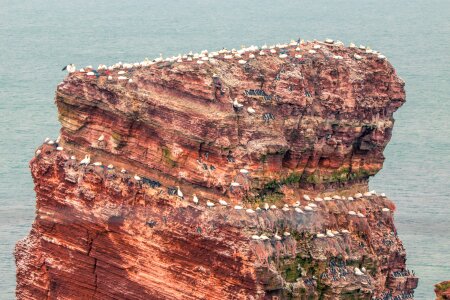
[0,0,449,299]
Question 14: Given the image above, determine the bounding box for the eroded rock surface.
[16,40,417,299]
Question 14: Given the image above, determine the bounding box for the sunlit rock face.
[15,40,417,299]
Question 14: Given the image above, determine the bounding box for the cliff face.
[16,40,418,299]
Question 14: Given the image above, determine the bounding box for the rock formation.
[436,281,450,300]
[16,40,418,299]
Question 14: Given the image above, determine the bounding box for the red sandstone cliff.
[15,40,418,299]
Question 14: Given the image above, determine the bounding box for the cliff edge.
[15,39,418,299]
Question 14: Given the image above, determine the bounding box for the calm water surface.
[1,0,449,299]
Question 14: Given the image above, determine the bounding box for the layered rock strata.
[16,40,417,299]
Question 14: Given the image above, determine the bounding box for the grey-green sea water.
[1,0,449,299]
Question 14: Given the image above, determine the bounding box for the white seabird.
[238,60,247,65]
[107,164,114,169]
[270,205,277,210]
[251,235,261,240]
[382,207,390,212]
[295,207,304,214]
[193,194,199,204]
[354,193,363,199]
[259,234,269,241]
[62,64,76,73]
[315,197,323,202]
[176,186,184,199]
[324,196,332,201]
[304,206,313,211]
[240,168,249,174]
[134,175,141,181]
[206,201,215,207]
[354,267,364,276]
[308,203,317,208]
[283,232,291,237]
[303,195,311,201]
[357,212,365,218]
[234,205,243,210]
[56,146,63,151]
[70,155,76,160]
[219,199,228,206]
[317,233,326,238]
[98,134,104,141]
[263,203,269,210]
[79,155,90,165]
[354,54,363,60]
[279,53,288,59]
[93,162,102,166]
[246,208,255,214]
[348,211,356,216]
[120,168,127,173]
[233,99,243,109]
[247,107,256,114]
[274,233,282,241]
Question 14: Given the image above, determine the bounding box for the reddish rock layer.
[16,40,416,299]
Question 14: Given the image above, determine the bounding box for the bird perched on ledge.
[79,155,90,165]
[62,64,76,73]
[176,186,184,199]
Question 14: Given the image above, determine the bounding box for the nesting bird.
[62,64,76,73]
[304,206,313,211]
[247,107,256,114]
[354,267,364,276]
[206,201,215,207]
[176,186,184,199]
[79,155,91,165]
[232,99,243,111]
[219,199,228,206]
[193,194,199,204]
